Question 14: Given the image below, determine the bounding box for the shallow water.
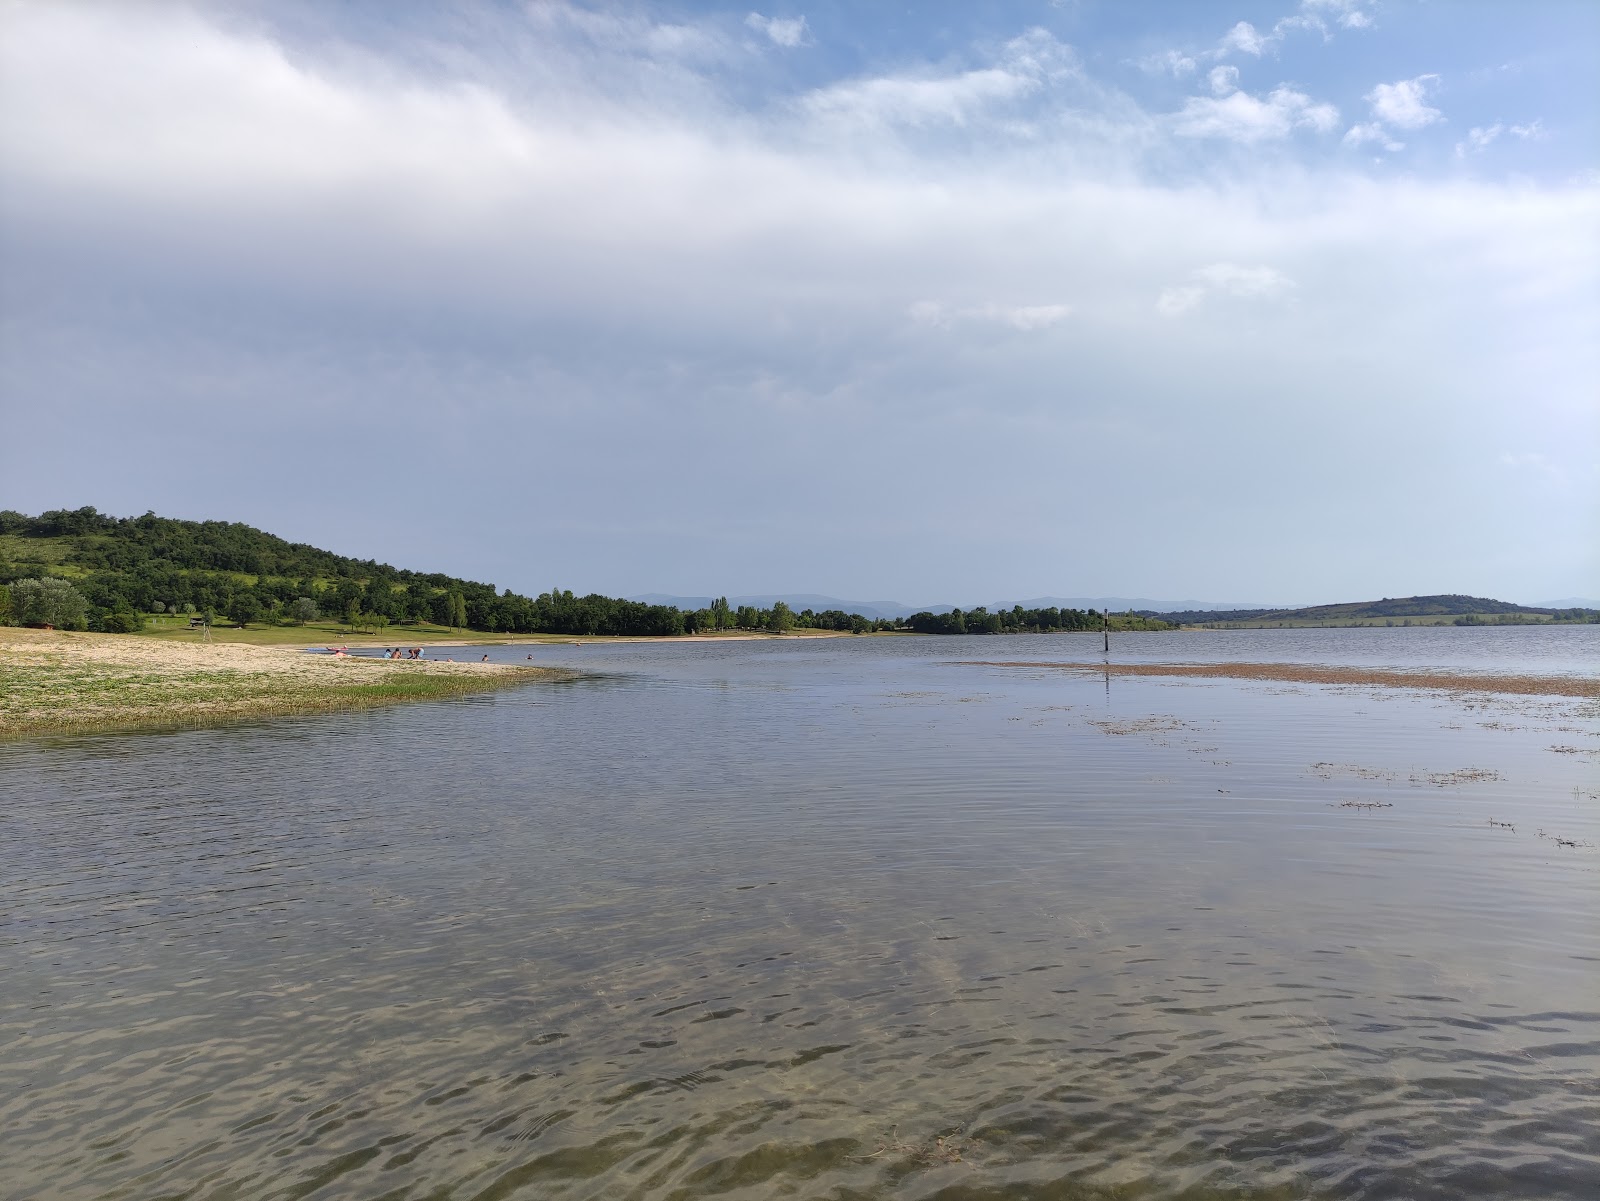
[3,629,1598,1199]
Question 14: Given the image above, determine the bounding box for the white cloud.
[798,28,1074,131]
[1158,263,1295,315]
[1302,0,1374,29]
[911,302,1073,331]
[745,13,809,48]
[1219,21,1268,57]
[1208,65,1239,96]
[1368,75,1443,130]
[1456,118,1548,157]
[1345,122,1405,153]
[0,2,1594,601]
[1175,86,1338,142]
[1206,3,1373,65]
[1500,451,1568,488]
[1138,49,1196,77]
[1455,123,1502,156]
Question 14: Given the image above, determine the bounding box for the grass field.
[0,627,570,738]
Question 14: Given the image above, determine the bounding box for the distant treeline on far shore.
[0,507,1173,637]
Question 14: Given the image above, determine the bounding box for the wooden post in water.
[1102,608,1109,657]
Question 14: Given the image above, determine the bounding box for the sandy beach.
[959,659,1600,698]
[0,627,567,738]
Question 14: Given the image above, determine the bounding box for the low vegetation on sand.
[0,627,569,738]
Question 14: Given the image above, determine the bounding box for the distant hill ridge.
[632,593,1293,619]
[3,508,1590,633]
[1149,594,1596,625]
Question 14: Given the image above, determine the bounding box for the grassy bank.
[0,627,570,738]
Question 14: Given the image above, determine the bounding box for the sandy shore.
[0,627,568,738]
[959,660,1600,698]
[278,629,862,650]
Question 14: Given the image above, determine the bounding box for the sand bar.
[957,660,1599,698]
[0,627,569,738]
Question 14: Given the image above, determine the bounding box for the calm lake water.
[3,628,1598,1200]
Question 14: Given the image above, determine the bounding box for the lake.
[3,627,1597,1199]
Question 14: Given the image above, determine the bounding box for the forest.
[0,507,1148,637]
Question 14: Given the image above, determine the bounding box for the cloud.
[1157,263,1294,315]
[745,12,809,48]
[797,27,1075,132]
[1499,451,1568,488]
[1445,121,1545,167]
[0,2,1594,600]
[1455,123,1502,157]
[910,302,1073,331]
[1345,122,1405,153]
[1211,2,1373,61]
[1218,21,1268,57]
[1208,65,1239,96]
[1175,86,1339,142]
[1302,0,1374,29]
[1137,49,1196,77]
[1367,75,1443,130]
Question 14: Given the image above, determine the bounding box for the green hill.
[0,507,696,636]
[1163,594,1596,628]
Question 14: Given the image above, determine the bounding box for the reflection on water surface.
[3,630,1598,1199]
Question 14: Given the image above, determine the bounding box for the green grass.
[0,656,568,738]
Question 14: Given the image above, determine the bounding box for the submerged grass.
[0,628,571,738]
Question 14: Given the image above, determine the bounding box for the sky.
[1,0,1596,607]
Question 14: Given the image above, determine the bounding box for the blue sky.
[1,0,1595,605]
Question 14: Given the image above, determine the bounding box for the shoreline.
[958,660,1600,699]
[291,629,864,650]
[0,628,572,739]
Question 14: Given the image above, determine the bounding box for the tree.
[103,609,144,634]
[0,583,10,625]
[768,601,794,633]
[10,577,90,629]
[291,596,319,624]
[227,593,262,627]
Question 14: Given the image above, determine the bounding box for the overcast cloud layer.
[1,0,1596,605]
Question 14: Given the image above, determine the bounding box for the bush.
[103,610,144,634]
[10,577,90,629]
[0,583,10,625]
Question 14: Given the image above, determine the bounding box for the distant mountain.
[1006,596,1292,614]
[1163,594,1597,625]
[630,593,1286,620]
[629,593,931,620]
[1539,597,1600,609]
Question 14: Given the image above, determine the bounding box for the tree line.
[0,507,1174,636]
